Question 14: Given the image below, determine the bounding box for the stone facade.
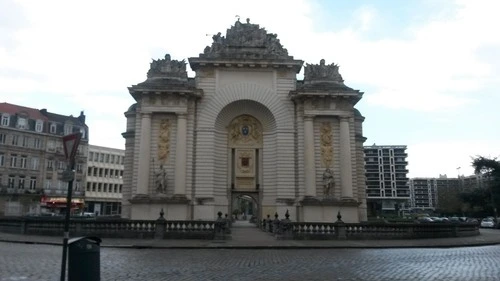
[0,103,88,216]
[123,20,367,222]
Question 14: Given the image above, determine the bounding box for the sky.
[1,0,499,178]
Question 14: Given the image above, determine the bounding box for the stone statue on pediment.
[147,54,187,79]
[304,59,344,83]
[201,20,290,59]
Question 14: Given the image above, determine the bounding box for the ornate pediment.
[304,59,344,84]
[200,18,291,60]
[147,54,187,80]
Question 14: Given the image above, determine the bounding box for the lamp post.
[60,132,82,281]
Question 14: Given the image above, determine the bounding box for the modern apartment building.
[85,145,124,216]
[0,102,88,216]
[409,174,488,213]
[364,145,410,216]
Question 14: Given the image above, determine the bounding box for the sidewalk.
[1,223,499,249]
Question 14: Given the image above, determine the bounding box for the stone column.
[339,116,353,199]
[136,113,152,195]
[174,113,187,196]
[303,115,316,197]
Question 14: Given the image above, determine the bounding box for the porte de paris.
[122,19,367,222]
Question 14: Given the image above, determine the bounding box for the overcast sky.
[1,0,499,178]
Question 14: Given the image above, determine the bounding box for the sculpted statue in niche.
[323,168,334,197]
[155,164,167,194]
[158,119,170,162]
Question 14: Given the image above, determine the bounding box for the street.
[1,241,500,281]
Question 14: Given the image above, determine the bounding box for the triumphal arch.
[122,19,367,222]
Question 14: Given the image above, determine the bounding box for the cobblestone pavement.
[1,242,500,281]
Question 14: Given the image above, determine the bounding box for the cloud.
[407,140,500,178]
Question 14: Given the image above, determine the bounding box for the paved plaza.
[1,224,499,280]
[1,241,500,281]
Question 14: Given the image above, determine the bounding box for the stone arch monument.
[122,19,367,222]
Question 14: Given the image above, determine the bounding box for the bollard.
[267,214,272,233]
[278,209,293,240]
[214,211,226,240]
[335,211,346,239]
[155,209,166,239]
[224,214,231,234]
[272,212,280,235]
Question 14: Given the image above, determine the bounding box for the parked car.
[480,218,495,228]
[417,217,434,223]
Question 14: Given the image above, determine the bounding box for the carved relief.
[157,119,170,163]
[228,115,262,147]
[320,122,333,168]
[237,150,254,175]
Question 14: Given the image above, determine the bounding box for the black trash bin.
[68,236,102,281]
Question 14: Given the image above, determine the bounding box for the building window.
[1,114,10,126]
[75,181,80,191]
[45,181,51,189]
[31,157,39,170]
[12,135,19,146]
[79,127,86,139]
[0,133,5,144]
[88,152,94,161]
[0,153,4,166]
[8,175,15,188]
[34,138,42,149]
[97,183,102,192]
[99,153,104,163]
[22,136,29,147]
[18,176,25,189]
[93,153,99,161]
[57,161,65,170]
[64,125,72,135]
[110,155,115,163]
[17,117,27,129]
[10,154,17,168]
[50,123,57,134]
[92,183,96,192]
[76,164,82,172]
[20,155,27,169]
[86,182,91,191]
[29,177,37,190]
[105,154,110,163]
[35,120,43,132]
